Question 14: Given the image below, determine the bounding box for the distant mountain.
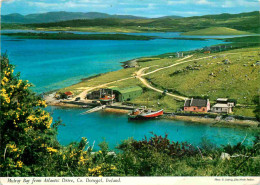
[193,11,259,20]
[1,11,147,23]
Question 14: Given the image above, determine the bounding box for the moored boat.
[99,94,115,102]
[128,109,163,120]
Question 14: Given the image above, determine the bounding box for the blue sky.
[1,0,259,17]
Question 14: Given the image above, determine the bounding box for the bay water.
[1,32,224,93]
[1,31,256,149]
[47,106,256,150]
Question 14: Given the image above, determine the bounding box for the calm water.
[47,106,256,150]
[1,32,224,93]
[1,31,255,149]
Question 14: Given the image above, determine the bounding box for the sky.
[1,0,260,17]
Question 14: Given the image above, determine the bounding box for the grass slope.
[182,27,252,35]
[146,47,260,109]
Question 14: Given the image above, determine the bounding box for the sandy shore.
[103,108,130,114]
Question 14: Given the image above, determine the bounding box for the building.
[87,86,143,102]
[211,98,235,114]
[87,89,113,100]
[176,52,184,58]
[111,86,143,102]
[184,98,210,113]
[64,91,74,99]
[123,60,138,68]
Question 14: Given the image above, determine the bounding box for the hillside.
[146,48,259,104]
[182,27,252,35]
[5,11,257,33]
[58,38,260,117]
[1,11,147,24]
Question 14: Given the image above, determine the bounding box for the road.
[74,53,236,101]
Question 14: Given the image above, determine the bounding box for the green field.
[146,48,260,105]
[182,27,252,36]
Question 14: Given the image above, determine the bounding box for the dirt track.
[73,53,236,101]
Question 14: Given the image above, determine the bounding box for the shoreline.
[43,38,259,129]
[46,101,259,129]
[103,108,259,129]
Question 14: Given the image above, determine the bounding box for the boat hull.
[128,109,163,120]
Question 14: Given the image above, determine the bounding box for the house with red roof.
[64,91,74,99]
[184,98,210,113]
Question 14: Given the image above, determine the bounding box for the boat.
[128,109,163,120]
[99,94,115,102]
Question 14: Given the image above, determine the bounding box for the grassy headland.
[182,27,252,36]
[2,32,155,40]
[225,36,260,43]
[57,35,260,117]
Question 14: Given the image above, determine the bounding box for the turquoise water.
[47,106,256,150]
[2,31,255,149]
[1,32,224,93]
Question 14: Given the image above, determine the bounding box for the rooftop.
[217,98,228,101]
[64,91,73,96]
[212,104,230,108]
[184,98,208,107]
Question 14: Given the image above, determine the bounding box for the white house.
[211,98,235,114]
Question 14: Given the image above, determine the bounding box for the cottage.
[211,98,235,114]
[184,98,210,113]
[64,91,74,99]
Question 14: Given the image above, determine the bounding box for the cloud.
[167,0,188,5]
[237,0,260,7]
[27,0,110,9]
[123,3,156,12]
[220,0,259,8]
[167,0,259,8]
[221,1,235,8]
[27,2,59,8]
[196,0,214,5]
[170,10,200,15]
[1,0,19,4]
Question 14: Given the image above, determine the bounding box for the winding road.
[74,53,235,101]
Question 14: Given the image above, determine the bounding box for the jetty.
[82,105,106,114]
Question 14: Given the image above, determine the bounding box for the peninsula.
[45,35,260,128]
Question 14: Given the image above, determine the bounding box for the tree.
[0,55,59,176]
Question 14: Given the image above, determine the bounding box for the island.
[2,32,155,40]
